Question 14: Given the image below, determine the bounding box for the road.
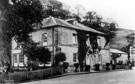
[20,69,135,84]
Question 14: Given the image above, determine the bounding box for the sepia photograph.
[0,0,135,84]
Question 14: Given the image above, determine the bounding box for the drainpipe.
[51,28,55,76]
[51,28,55,66]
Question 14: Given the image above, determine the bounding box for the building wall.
[58,28,78,65]
[58,27,78,45]
[99,49,111,65]
[99,36,111,65]
[11,26,109,67]
[31,27,78,46]
[11,27,79,66]
[31,28,52,46]
[117,54,128,64]
[32,27,79,65]
[60,46,78,65]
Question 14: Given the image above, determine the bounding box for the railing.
[0,67,62,83]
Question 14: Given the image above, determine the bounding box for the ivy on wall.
[77,30,87,71]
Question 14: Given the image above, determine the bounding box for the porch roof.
[110,48,126,54]
[42,16,104,35]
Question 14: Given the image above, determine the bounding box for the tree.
[55,52,66,65]
[82,11,117,45]
[43,0,70,19]
[121,45,130,62]
[1,0,44,70]
[77,30,87,71]
[126,33,135,45]
[25,46,51,64]
[77,11,117,71]
[111,53,121,69]
[0,0,10,66]
[111,53,121,62]
[5,0,44,43]
[121,33,135,63]
[22,38,51,69]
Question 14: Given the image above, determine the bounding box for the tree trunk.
[0,9,12,72]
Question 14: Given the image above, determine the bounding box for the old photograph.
[0,0,135,84]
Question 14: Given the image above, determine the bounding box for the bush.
[27,61,39,71]
[74,63,79,72]
[63,62,69,72]
[106,63,111,70]
[25,46,51,64]
[112,64,116,70]
[55,52,66,65]
[94,64,100,71]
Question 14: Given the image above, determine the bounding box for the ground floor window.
[19,55,24,63]
[73,53,77,62]
[13,54,17,63]
[13,54,24,63]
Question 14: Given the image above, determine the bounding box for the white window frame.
[42,33,48,46]
[73,33,77,44]
[97,37,101,47]
[14,54,18,63]
[19,55,24,63]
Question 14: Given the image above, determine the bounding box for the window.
[42,33,47,46]
[73,53,77,62]
[19,55,24,63]
[14,54,17,63]
[97,38,101,46]
[86,34,90,46]
[73,33,77,44]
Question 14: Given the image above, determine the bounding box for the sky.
[58,0,135,30]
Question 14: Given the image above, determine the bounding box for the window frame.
[72,33,77,44]
[73,53,77,62]
[13,54,18,63]
[42,33,48,46]
[19,55,24,63]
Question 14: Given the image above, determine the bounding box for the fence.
[0,67,62,83]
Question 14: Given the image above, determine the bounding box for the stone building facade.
[11,17,109,69]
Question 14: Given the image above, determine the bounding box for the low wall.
[0,67,62,83]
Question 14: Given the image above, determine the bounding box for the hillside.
[110,28,134,50]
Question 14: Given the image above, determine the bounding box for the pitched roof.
[75,22,105,35]
[42,16,78,29]
[110,48,126,54]
[42,16,104,35]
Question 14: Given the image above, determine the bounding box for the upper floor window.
[97,37,101,47]
[86,34,91,46]
[42,33,47,46]
[73,33,77,44]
